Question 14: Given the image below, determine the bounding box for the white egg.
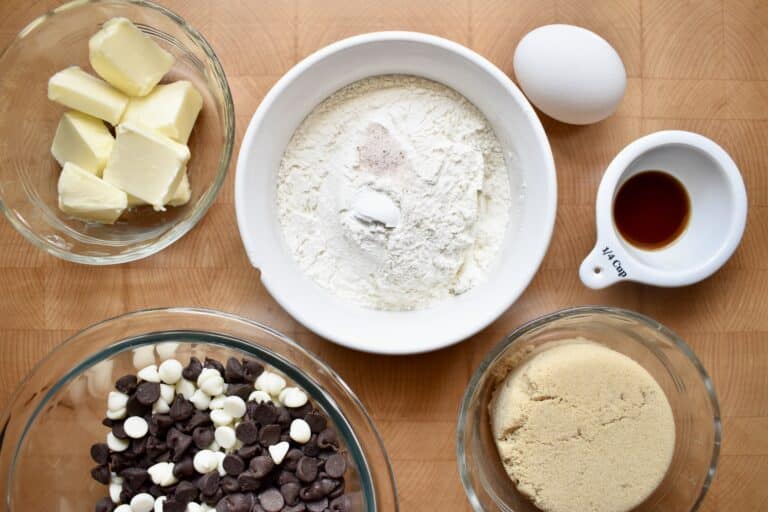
[513,24,626,125]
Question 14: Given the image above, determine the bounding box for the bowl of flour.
[235,32,556,354]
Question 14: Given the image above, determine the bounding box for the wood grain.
[1,1,767,510]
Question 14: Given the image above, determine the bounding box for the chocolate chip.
[236,443,260,460]
[182,357,203,381]
[193,426,215,449]
[296,457,318,483]
[217,493,252,512]
[174,457,195,479]
[242,358,264,382]
[91,443,109,465]
[198,471,220,496]
[91,465,110,484]
[95,496,115,512]
[283,505,307,512]
[146,436,168,458]
[303,412,327,433]
[226,383,252,401]
[169,396,195,422]
[237,471,261,492]
[175,480,198,503]
[249,455,274,478]
[112,421,128,440]
[328,478,345,499]
[119,488,133,504]
[302,435,319,457]
[251,404,277,426]
[305,498,328,512]
[257,488,285,512]
[130,436,147,456]
[223,454,246,476]
[149,414,174,436]
[202,488,224,506]
[235,421,259,445]
[186,410,212,430]
[330,495,351,512]
[277,470,298,485]
[120,467,149,490]
[163,498,186,512]
[288,402,313,419]
[317,428,338,449]
[280,482,300,505]
[204,357,225,374]
[259,424,281,447]
[324,453,346,478]
[220,475,241,494]
[276,407,292,428]
[115,374,138,394]
[135,382,161,405]
[225,357,245,383]
[167,428,193,461]
[126,394,150,417]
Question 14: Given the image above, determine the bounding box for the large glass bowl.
[0,308,398,511]
[0,0,234,264]
[457,307,720,512]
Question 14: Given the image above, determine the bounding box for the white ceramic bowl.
[235,32,556,354]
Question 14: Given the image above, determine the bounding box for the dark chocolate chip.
[91,465,110,484]
[288,402,313,419]
[236,443,260,460]
[135,382,161,405]
[257,488,285,512]
[95,496,115,512]
[280,481,300,506]
[167,427,193,461]
[120,467,149,490]
[275,407,291,428]
[204,357,225,374]
[115,374,138,394]
[186,410,212,430]
[277,470,298,485]
[163,498,186,512]
[317,428,338,449]
[149,414,174,436]
[235,421,259,445]
[173,457,195,479]
[112,421,128,440]
[296,456,318,483]
[225,357,246,383]
[169,396,195,422]
[146,436,168,458]
[226,383,253,401]
[305,498,328,512]
[329,495,351,512]
[237,471,261,492]
[126,394,150,417]
[248,455,274,478]
[302,435,319,457]
[223,454,246,476]
[119,488,133,504]
[90,443,109,465]
[258,424,281,447]
[202,488,224,506]
[242,358,264,382]
[193,426,215,449]
[303,412,327,433]
[182,357,203,381]
[217,493,252,512]
[198,471,220,496]
[174,480,198,503]
[283,504,307,512]
[283,449,303,471]
[328,478,345,499]
[220,475,240,494]
[251,403,278,426]
[324,453,346,478]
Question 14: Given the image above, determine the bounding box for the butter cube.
[51,111,115,176]
[58,162,127,224]
[126,170,191,207]
[89,17,174,97]
[48,67,128,125]
[103,122,189,210]
[122,81,203,143]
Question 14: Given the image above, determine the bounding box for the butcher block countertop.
[1,1,767,510]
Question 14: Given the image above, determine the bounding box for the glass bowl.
[457,306,720,512]
[0,0,234,264]
[0,308,398,511]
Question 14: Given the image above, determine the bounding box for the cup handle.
[579,240,633,289]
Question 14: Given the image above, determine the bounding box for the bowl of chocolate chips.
[0,308,397,512]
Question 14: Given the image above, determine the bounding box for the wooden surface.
[1,1,767,510]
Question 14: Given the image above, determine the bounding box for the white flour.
[277,75,515,310]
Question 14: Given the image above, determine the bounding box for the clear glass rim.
[456,305,722,512]
[0,307,399,511]
[0,0,235,265]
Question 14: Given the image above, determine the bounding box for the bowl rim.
[456,305,722,512]
[0,0,235,265]
[235,31,557,354]
[0,306,399,511]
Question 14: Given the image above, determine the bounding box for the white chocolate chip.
[152,398,170,414]
[200,375,224,396]
[158,359,183,384]
[214,426,237,450]
[255,371,286,396]
[107,432,130,452]
[115,505,132,512]
[196,368,219,387]
[222,396,246,418]
[147,462,177,486]
[193,449,219,474]
[160,383,175,404]
[279,387,308,408]
[155,342,179,361]
[175,378,196,399]
[108,391,129,411]
[248,390,272,404]
[132,346,156,369]
[289,419,312,444]
[88,359,115,397]
[209,395,226,410]
[137,364,161,383]
[106,407,127,420]
[206,441,220,452]
[124,416,149,439]
[185,503,202,512]
[268,441,290,465]
[109,482,122,503]
[153,496,165,512]
[190,389,211,411]
[130,493,155,512]
[210,409,233,427]
[215,451,227,476]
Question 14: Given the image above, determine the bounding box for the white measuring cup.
[580,130,747,289]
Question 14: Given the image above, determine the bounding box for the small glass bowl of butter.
[0,0,234,264]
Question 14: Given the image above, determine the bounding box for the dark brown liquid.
[613,171,690,249]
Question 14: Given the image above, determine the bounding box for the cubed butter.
[58,162,127,224]
[103,122,189,210]
[89,17,174,97]
[126,170,191,207]
[48,66,129,125]
[121,81,203,143]
[51,111,115,176]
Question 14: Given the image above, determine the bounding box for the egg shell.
[513,24,626,125]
